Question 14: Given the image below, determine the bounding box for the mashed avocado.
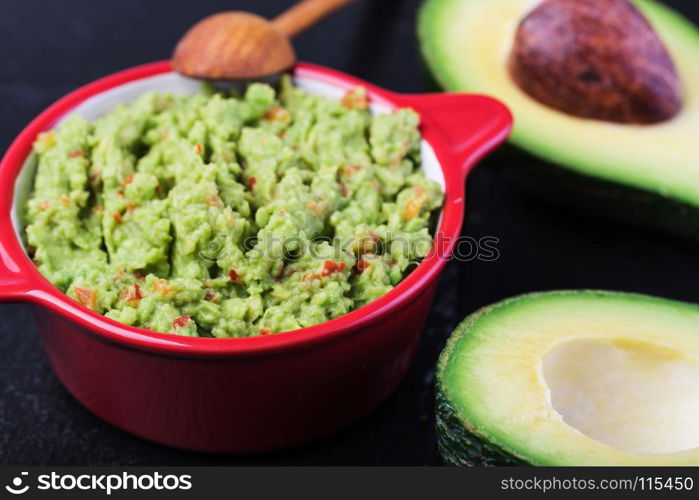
[25,78,443,337]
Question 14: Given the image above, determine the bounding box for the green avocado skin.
[435,299,530,466]
[436,391,527,466]
[491,147,699,243]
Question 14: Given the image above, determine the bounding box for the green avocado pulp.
[25,77,443,337]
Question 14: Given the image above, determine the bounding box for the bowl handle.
[0,238,37,303]
[388,93,513,184]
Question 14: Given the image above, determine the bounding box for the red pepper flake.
[341,88,369,110]
[74,287,97,310]
[133,270,145,280]
[339,181,350,197]
[322,260,347,276]
[89,171,101,182]
[69,150,84,158]
[126,203,138,213]
[119,283,143,305]
[247,176,257,191]
[116,189,124,197]
[93,205,103,213]
[195,142,203,154]
[204,289,216,302]
[259,328,272,336]
[229,269,243,284]
[124,174,135,185]
[356,258,370,273]
[172,315,191,329]
[112,212,123,223]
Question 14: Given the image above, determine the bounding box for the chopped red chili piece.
[341,89,369,110]
[119,283,143,305]
[259,328,272,336]
[172,315,191,329]
[356,258,370,273]
[124,174,135,185]
[322,261,347,276]
[229,269,243,284]
[248,176,257,191]
[74,287,97,310]
[112,212,123,223]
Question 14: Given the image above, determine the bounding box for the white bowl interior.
[12,72,445,245]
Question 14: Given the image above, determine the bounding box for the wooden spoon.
[173,0,356,81]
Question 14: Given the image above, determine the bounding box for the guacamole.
[25,77,443,337]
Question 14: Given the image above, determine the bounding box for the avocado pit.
[509,0,683,124]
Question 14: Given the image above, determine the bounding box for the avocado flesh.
[436,291,699,466]
[418,0,699,211]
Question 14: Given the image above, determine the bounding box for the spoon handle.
[272,0,356,39]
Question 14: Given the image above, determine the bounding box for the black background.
[1,0,698,466]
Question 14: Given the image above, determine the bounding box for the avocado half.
[437,291,699,466]
[418,0,699,239]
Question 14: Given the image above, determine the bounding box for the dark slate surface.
[1,0,698,465]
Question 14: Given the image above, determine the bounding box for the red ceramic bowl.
[0,61,512,453]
